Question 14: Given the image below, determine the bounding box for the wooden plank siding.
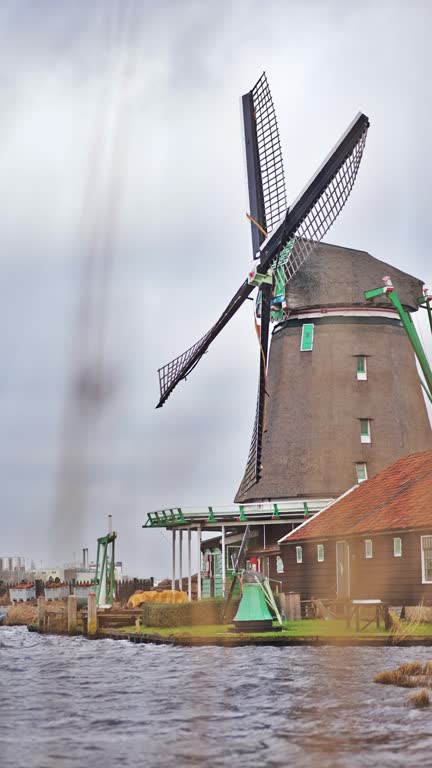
[280,541,338,600]
[280,530,432,604]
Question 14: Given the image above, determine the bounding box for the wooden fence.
[0,577,154,604]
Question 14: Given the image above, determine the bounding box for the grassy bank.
[109,619,432,643]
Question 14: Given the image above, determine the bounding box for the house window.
[360,419,372,444]
[356,355,368,380]
[365,539,373,559]
[421,536,432,582]
[296,546,302,564]
[317,544,324,562]
[276,556,284,574]
[355,462,368,483]
[394,537,402,557]
[300,323,314,352]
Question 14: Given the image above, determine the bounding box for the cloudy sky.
[1,0,431,577]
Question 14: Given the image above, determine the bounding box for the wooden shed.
[278,450,432,605]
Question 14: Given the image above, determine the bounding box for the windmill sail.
[242,73,287,493]
[243,72,287,256]
[156,111,369,411]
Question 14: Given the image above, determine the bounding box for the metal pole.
[172,530,176,591]
[197,526,202,600]
[221,524,226,597]
[187,529,192,602]
[179,530,183,593]
[108,514,112,534]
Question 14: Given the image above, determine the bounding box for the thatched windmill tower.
[235,241,432,502]
[156,73,432,507]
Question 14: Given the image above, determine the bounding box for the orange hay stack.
[127,590,188,608]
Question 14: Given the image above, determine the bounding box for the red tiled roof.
[280,450,432,543]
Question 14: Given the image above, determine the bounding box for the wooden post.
[197,526,202,600]
[67,595,77,634]
[87,592,98,636]
[221,524,226,597]
[179,530,183,592]
[283,592,301,621]
[187,529,192,602]
[172,530,176,591]
[37,596,46,633]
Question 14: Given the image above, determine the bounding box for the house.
[278,450,432,605]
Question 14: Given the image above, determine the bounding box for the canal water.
[1,627,432,767]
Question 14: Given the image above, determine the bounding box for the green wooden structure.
[365,281,432,403]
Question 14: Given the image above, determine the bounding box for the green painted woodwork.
[300,323,314,351]
[360,419,370,437]
[233,583,273,623]
[356,356,366,374]
[202,547,223,598]
[303,502,309,517]
[207,507,216,523]
[272,503,280,520]
[420,378,432,404]
[365,286,432,401]
[94,532,117,607]
[239,506,247,522]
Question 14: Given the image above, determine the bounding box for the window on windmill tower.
[356,355,368,380]
[317,544,324,562]
[296,546,302,564]
[360,418,372,444]
[355,462,368,483]
[365,539,373,559]
[300,323,314,352]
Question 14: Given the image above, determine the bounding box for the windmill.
[222,524,283,632]
[156,72,369,498]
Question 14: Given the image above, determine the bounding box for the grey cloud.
[1,0,432,577]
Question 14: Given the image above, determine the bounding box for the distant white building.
[0,556,25,573]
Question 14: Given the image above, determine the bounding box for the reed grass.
[408,689,430,708]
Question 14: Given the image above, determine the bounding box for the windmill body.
[156,73,431,506]
[235,242,432,502]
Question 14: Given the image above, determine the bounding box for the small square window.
[317,544,324,562]
[356,356,368,380]
[296,546,302,564]
[360,419,371,444]
[394,537,402,557]
[365,539,373,559]
[300,323,314,352]
[355,462,368,483]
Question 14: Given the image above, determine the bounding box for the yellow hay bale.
[127,589,188,608]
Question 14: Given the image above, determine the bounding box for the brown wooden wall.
[279,540,338,600]
[280,531,432,605]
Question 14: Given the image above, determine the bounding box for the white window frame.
[355,462,368,483]
[365,539,373,559]
[295,546,302,564]
[360,418,372,444]
[393,537,402,557]
[317,544,324,562]
[421,536,432,583]
[356,355,368,381]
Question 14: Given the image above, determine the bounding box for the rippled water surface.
[1,627,432,767]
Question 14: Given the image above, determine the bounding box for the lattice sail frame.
[157,114,369,412]
[251,73,287,235]
[237,126,368,497]
[272,128,367,297]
